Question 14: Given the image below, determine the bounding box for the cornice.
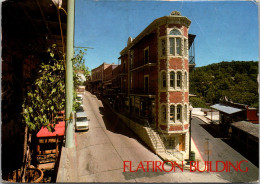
[120,15,191,55]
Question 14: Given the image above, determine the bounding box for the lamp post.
[189,104,193,161]
[65,0,75,148]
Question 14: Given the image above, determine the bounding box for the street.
[75,91,257,182]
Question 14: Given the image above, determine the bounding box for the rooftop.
[231,121,259,138]
[211,103,244,114]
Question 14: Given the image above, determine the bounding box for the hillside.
[189,61,259,108]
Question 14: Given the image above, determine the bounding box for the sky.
[74,0,258,70]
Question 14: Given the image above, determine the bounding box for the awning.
[37,121,65,138]
[211,104,244,114]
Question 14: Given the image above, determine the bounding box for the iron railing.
[130,87,156,95]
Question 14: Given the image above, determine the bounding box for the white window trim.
[176,71,182,89]
[160,104,167,124]
[168,28,183,57]
[160,70,167,90]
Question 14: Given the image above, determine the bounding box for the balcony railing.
[130,87,156,96]
[189,56,195,65]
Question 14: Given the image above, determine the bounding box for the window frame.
[168,28,183,56]
[177,105,182,122]
[161,38,166,57]
[170,105,175,122]
[162,71,166,89]
[144,47,149,64]
[161,105,166,123]
[170,71,175,88]
[177,71,182,88]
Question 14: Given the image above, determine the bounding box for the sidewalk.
[56,135,78,182]
[192,114,212,124]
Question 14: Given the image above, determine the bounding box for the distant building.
[103,64,118,96]
[211,97,259,125]
[89,62,111,94]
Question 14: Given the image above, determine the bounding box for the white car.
[75,112,89,131]
[76,94,83,104]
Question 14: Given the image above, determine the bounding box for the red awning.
[36,121,65,138]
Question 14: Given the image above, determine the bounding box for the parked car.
[76,104,84,113]
[76,94,83,104]
[75,112,89,131]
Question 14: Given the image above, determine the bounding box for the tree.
[20,47,89,181]
[189,61,258,108]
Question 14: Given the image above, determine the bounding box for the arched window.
[169,29,181,35]
[170,71,175,88]
[184,72,187,89]
[169,29,182,56]
[170,105,175,122]
[177,72,182,88]
[162,72,166,89]
[177,105,182,121]
[161,105,166,122]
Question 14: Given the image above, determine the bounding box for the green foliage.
[22,47,65,132]
[190,61,259,108]
[72,49,90,110]
[190,97,209,108]
[22,47,90,132]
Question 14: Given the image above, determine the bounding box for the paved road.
[74,91,239,182]
[191,117,259,182]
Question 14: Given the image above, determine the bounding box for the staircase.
[145,125,182,163]
[146,128,166,154]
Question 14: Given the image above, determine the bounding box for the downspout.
[65,0,75,148]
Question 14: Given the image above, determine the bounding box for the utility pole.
[65,0,75,148]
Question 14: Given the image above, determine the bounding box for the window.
[177,72,182,88]
[184,39,188,57]
[176,38,181,55]
[170,71,175,88]
[144,47,149,64]
[168,137,175,148]
[170,105,175,121]
[161,39,166,56]
[162,105,166,122]
[162,72,166,88]
[169,29,182,56]
[177,105,182,121]
[170,29,181,35]
[169,38,175,55]
[184,105,187,121]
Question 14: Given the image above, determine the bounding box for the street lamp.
[189,104,193,162]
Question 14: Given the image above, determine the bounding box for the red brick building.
[118,11,195,156]
[103,64,118,96]
[89,62,110,94]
